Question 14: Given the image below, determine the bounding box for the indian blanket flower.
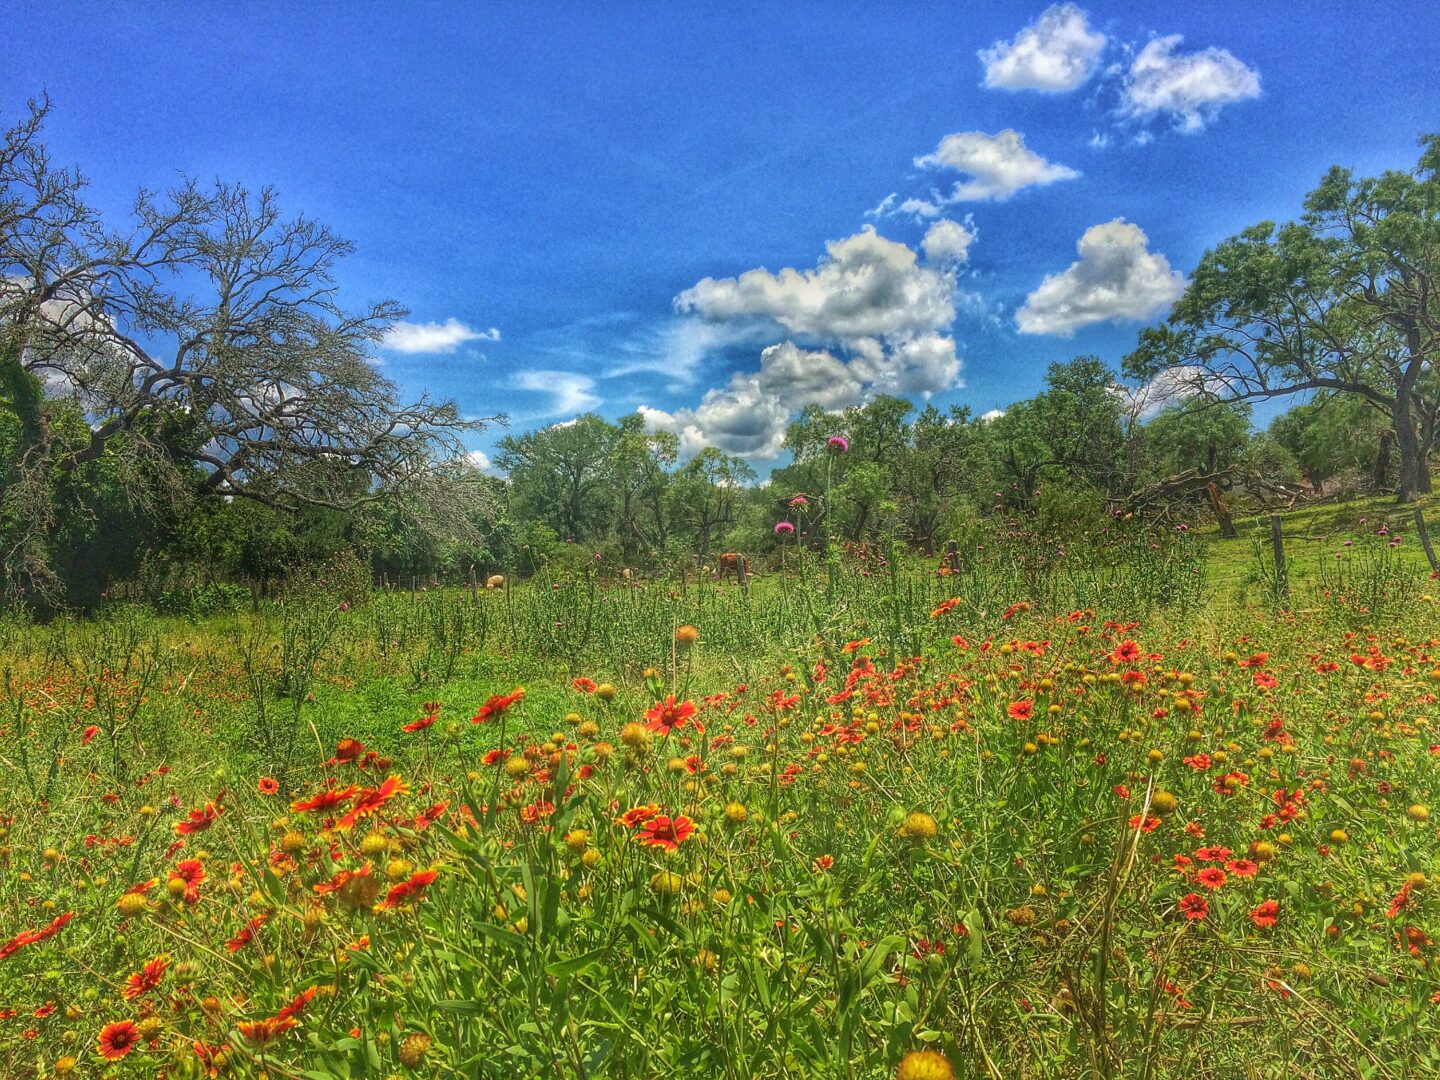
[175,801,221,835]
[1007,699,1033,722]
[97,1019,142,1060]
[275,986,321,1023]
[330,738,366,764]
[636,814,695,852]
[226,914,267,953]
[616,804,661,828]
[644,696,696,736]
[376,869,440,911]
[1195,867,1227,890]
[291,784,359,815]
[1178,892,1209,921]
[472,688,525,723]
[257,777,279,795]
[401,711,437,733]
[237,1016,297,1044]
[0,912,74,962]
[1250,899,1280,927]
[169,859,207,903]
[122,955,169,1000]
[335,775,409,831]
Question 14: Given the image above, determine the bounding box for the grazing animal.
[715,552,750,584]
[485,574,505,589]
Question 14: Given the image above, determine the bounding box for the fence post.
[1414,507,1440,573]
[1269,514,1289,602]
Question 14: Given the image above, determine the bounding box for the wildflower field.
[3,506,1440,1078]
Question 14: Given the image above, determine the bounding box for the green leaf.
[546,947,608,978]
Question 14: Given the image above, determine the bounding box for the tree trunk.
[1394,406,1424,504]
[1374,429,1394,492]
[1207,482,1238,539]
[1396,331,1433,502]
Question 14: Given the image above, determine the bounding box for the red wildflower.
[1178,892,1208,921]
[616,804,660,828]
[930,598,961,618]
[1388,884,1413,919]
[81,724,99,745]
[257,777,279,795]
[275,985,320,1022]
[0,912,74,962]
[375,868,440,911]
[1195,867,1227,890]
[1007,699,1034,722]
[1224,858,1259,878]
[403,701,441,733]
[122,955,169,1000]
[291,784,359,814]
[331,738,366,763]
[226,914,267,953]
[97,1019,142,1060]
[1111,640,1141,664]
[237,1016,297,1044]
[472,688,526,723]
[644,696,696,735]
[313,865,371,897]
[636,814,695,852]
[175,802,221,835]
[414,800,450,830]
[169,859,206,903]
[335,775,408,831]
[1249,899,1279,927]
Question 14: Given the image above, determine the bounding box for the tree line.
[2,95,1435,609]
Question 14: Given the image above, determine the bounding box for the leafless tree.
[2,96,498,599]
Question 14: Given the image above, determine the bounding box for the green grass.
[3,512,1440,1077]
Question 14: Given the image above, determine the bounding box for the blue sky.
[8,1,1438,468]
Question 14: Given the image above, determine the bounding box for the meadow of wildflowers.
[2,517,1440,1078]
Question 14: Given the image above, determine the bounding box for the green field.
[2,505,1439,1078]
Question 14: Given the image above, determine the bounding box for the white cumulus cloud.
[1016,218,1186,337]
[1121,35,1260,132]
[675,225,955,341]
[914,130,1079,203]
[384,318,500,354]
[646,228,965,458]
[921,218,977,264]
[980,4,1108,92]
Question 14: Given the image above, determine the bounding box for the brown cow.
[715,552,750,584]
